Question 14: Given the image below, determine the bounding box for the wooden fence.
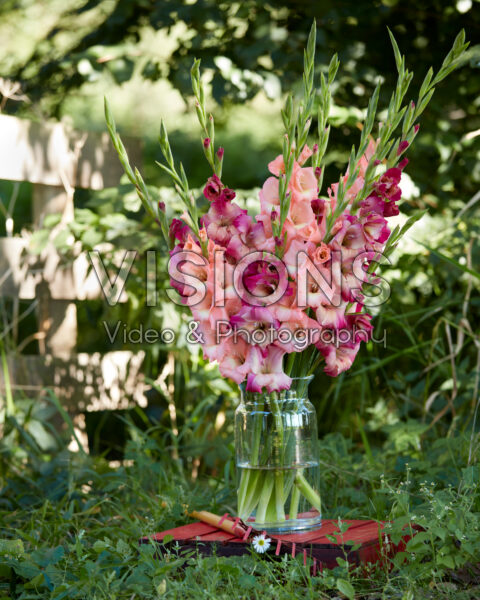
[0,113,147,416]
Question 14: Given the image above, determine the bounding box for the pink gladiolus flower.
[260,177,280,214]
[325,343,360,376]
[246,345,291,392]
[202,198,249,244]
[334,216,366,249]
[288,194,317,230]
[223,187,236,201]
[225,234,250,260]
[269,298,306,328]
[273,315,317,354]
[169,218,190,245]
[359,194,386,217]
[232,211,252,235]
[318,341,360,377]
[361,213,390,245]
[195,320,222,362]
[169,235,208,300]
[346,306,373,344]
[218,338,263,384]
[298,144,313,165]
[373,167,402,205]
[283,239,314,278]
[289,164,317,202]
[383,200,400,217]
[208,297,243,330]
[315,301,348,330]
[231,306,279,346]
[297,261,339,309]
[242,259,281,299]
[312,242,331,265]
[198,227,208,243]
[357,138,378,179]
[268,154,285,176]
[203,174,223,201]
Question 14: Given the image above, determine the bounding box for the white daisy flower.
[252,534,271,554]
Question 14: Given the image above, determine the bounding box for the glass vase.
[235,375,322,533]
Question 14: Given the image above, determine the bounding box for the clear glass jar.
[235,376,322,533]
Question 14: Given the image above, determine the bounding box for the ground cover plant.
[1,1,480,598]
[1,390,480,599]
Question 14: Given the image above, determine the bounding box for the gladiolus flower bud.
[217,147,224,159]
[314,167,322,178]
[158,201,166,213]
[223,188,236,201]
[203,137,211,149]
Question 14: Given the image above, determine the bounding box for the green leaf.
[25,573,45,589]
[93,540,109,553]
[29,229,50,254]
[52,229,71,251]
[336,578,355,600]
[43,213,62,228]
[437,554,455,569]
[415,241,480,280]
[0,539,24,557]
[387,28,402,73]
[116,539,131,557]
[81,228,103,248]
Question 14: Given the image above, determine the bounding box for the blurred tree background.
[0,0,479,453]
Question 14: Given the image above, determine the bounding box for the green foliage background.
[0,0,480,597]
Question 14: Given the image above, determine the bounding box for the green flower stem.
[251,401,264,467]
[237,399,265,520]
[265,484,278,524]
[274,469,286,522]
[271,396,286,522]
[289,469,302,520]
[237,468,251,517]
[242,470,263,518]
[255,472,275,524]
[294,470,322,515]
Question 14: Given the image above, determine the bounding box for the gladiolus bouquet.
[106,23,468,393]
[106,23,468,528]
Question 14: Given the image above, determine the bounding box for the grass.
[1,394,479,599]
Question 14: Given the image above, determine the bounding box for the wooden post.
[33,184,76,358]
[0,114,142,408]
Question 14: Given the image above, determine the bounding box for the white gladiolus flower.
[252,534,271,554]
